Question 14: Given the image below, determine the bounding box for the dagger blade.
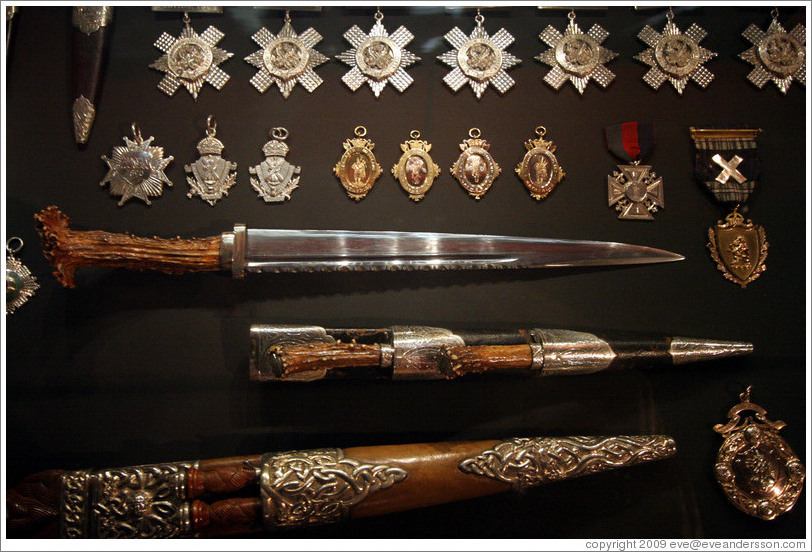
[236,228,684,274]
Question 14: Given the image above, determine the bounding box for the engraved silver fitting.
[391,326,465,380]
[530,328,616,376]
[260,448,408,530]
[220,224,247,278]
[60,462,192,538]
[250,324,336,381]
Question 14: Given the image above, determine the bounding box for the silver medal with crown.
[185,115,237,206]
[250,127,301,203]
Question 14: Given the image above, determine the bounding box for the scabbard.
[71,7,113,145]
[250,324,753,382]
[6,435,676,538]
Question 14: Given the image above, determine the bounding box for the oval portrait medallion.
[655,34,700,78]
[457,38,503,81]
[334,126,382,201]
[392,130,441,201]
[515,127,565,200]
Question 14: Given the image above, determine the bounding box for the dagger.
[250,325,754,381]
[35,206,683,288]
[7,434,675,538]
[71,7,113,145]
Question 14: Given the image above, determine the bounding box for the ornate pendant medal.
[515,126,565,200]
[740,8,806,94]
[6,238,39,314]
[451,128,501,200]
[336,9,420,98]
[392,130,441,201]
[437,9,521,99]
[691,127,768,287]
[714,387,805,520]
[334,126,382,201]
[250,127,301,203]
[149,11,233,100]
[635,8,717,94]
[245,11,328,98]
[101,123,174,206]
[605,122,663,220]
[185,115,236,206]
[536,10,618,94]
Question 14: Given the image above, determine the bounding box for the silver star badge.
[437,11,521,99]
[336,10,420,98]
[245,12,329,98]
[635,8,717,94]
[149,12,233,100]
[536,10,617,94]
[740,9,806,95]
[101,124,174,206]
[6,238,39,315]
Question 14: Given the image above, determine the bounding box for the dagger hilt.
[35,206,223,288]
[6,436,676,538]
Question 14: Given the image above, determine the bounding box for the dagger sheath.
[71,7,113,144]
[251,325,753,381]
[7,435,676,538]
[35,206,683,288]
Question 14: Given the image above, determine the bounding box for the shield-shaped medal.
[708,210,768,288]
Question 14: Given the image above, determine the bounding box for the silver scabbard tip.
[670,337,754,365]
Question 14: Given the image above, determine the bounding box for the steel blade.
[233,228,683,274]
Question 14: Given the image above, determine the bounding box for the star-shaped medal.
[101,124,174,206]
[149,13,233,100]
[6,238,39,315]
[536,11,617,94]
[635,9,717,94]
[740,10,806,95]
[245,13,329,98]
[336,11,420,98]
[437,12,521,99]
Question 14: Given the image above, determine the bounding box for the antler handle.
[34,206,223,288]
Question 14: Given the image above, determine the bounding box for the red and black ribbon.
[604,122,655,163]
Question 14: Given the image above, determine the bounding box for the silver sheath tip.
[670,338,754,365]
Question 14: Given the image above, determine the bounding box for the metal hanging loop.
[667,7,674,21]
[131,123,143,143]
[375,8,383,22]
[475,8,484,26]
[183,11,190,25]
[354,126,367,138]
[568,10,576,21]
[469,127,481,139]
[771,7,779,20]
[410,130,420,140]
[271,127,289,141]
[7,237,23,254]
[206,115,217,137]
[535,126,547,138]
[285,10,291,23]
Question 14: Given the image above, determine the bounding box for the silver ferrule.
[391,326,465,380]
[669,337,754,364]
[379,344,395,368]
[531,329,616,376]
[220,224,247,278]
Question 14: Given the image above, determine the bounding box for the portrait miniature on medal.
[392,130,441,201]
[335,126,382,200]
[515,126,565,200]
[451,128,501,199]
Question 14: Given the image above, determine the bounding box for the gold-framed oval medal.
[334,126,382,201]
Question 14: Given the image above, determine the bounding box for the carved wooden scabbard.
[7,435,676,538]
[71,7,113,145]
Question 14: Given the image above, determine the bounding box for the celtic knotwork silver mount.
[714,387,805,520]
[260,448,408,529]
[149,12,233,100]
[60,462,192,538]
[336,10,420,97]
[635,8,717,94]
[740,8,806,95]
[536,10,618,94]
[6,237,39,315]
[245,11,328,98]
[250,127,301,203]
[101,123,174,206]
[437,10,521,99]
[185,115,237,206]
[458,436,677,489]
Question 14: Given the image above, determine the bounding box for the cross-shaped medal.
[712,154,747,184]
